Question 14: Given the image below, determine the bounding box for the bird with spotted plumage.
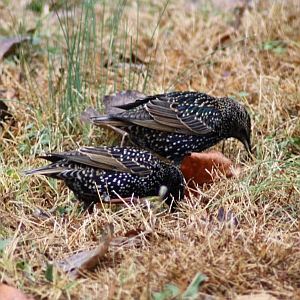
[80,91,252,165]
[23,146,185,211]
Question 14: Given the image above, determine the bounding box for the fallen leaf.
[102,90,146,114]
[79,106,101,125]
[213,31,235,50]
[0,283,35,300]
[80,106,129,144]
[0,36,31,61]
[56,223,114,276]
[217,207,240,228]
[124,228,142,238]
[180,150,241,189]
[287,13,297,22]
[80,91,146,124]
[80,90,147,145]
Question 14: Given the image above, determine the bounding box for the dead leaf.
[56,223,114,276]
[180,150,241,188]
[79,106,101,124]
[217,207,240,228]
[0,283,35,300]
[102,90,146,114]
[213,31,235,50]
[0,36,31,61]
[80,91,146,146]
[236,292,279,300]
[124,228,142,238]
[80,106,129,144]
[287,13,297,22]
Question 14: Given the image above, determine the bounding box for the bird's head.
[223,99,252,157]
[160,165,185,212]
[236,109,252,155]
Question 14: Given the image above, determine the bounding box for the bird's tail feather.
[22,165,67,176]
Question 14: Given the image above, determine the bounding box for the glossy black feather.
[81,91,252,164]
[24,146,185,211]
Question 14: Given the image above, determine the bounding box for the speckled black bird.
[23,146,185,211]
[80,91,252,165]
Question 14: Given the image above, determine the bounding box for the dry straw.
[0,0,299,299]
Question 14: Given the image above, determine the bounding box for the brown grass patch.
[0,0,299,299]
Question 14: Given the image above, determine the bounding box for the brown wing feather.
[78,147,152,176]
[146,95,222,135]
[24,147,153,177]
[146,99,189,132]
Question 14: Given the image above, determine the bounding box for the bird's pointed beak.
[242,138,256,161]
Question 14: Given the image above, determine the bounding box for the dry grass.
[1,0,300,299]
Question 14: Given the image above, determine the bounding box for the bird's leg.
[107,125,128,146]
[221,140,226,154]
[83,200,96,213]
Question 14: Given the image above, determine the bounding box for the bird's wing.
[77,147,153,176]
[24,147,153,177]
[23,165,71,176]
[87,92,223,135]
[110,93,193,134]
[23,151,83,176]
[146,92,223,135]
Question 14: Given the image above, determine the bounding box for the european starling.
[80,91,252,165]
[24,146,185,211]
